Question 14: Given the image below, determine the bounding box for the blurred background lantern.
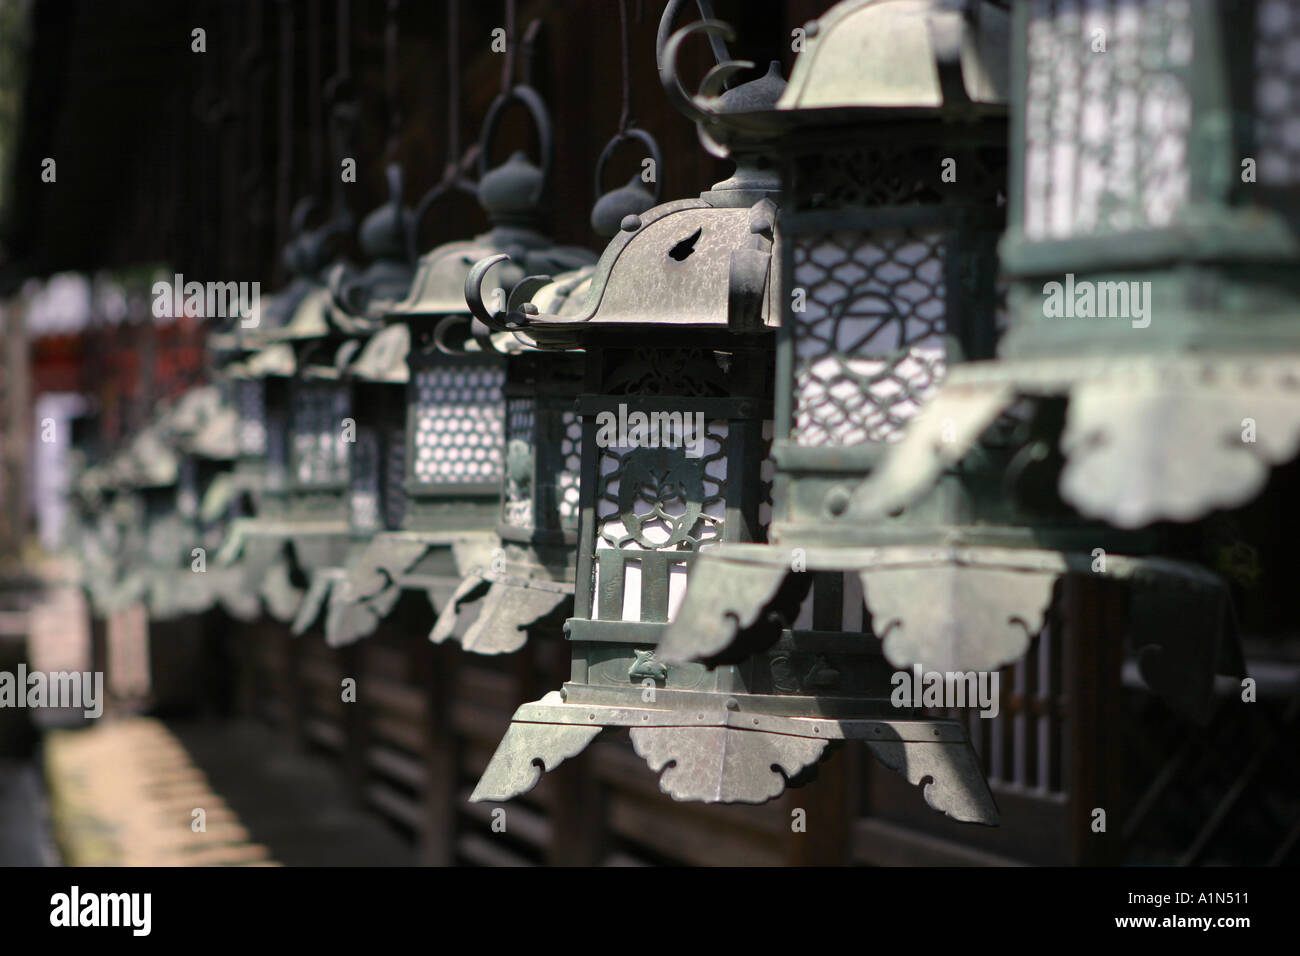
[215,5,364,627]
[373,65,595,650]
[287,0,421,647]
[437,12,666,658]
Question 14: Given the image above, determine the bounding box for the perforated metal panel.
[790,230,947,446]
[591,419,728,622]
[383,422,406,530]
[237,380,267,456]
[1256,0,1300,186]
[350,424,381,532]
[291,382,351,486]
[265,404,289,486]
[503,396,536,528]
[177,458,198,518]
[758,419,775,531]
[1023,0,1193,238]
[559,409,582,529]
[410,364,505,485]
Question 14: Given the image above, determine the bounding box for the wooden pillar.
[1061,575,1127,865]
[418,637,459,866]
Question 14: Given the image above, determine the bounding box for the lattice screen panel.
[503,396,536,528]
[1256,0,1300,186]
[790,229,947,447]
[591,419,728,623]
[383,423,407,531]
[559,410,582,529]
[1023,0,1193,238]
[350,425,381,532]
[291,382,351,486]
[237,380,267,456]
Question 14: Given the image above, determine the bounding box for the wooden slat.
[303,717,345,752]
[367,745,426,789]
[853,818,1025,867]
[607,792,785,866]
[365,781,423,830]
[458,789,552,849]
[456,833,533,867]
[358,675,428,721]
[368,712,428,754]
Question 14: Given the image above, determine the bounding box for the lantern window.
[291,381,351,486]
[349,424,381,532]
[1255,0,1300,186]
[236,380,267,456]
[410,365,505,485]
[590,418,729,624]
[1023,0,1193,239]
[558,409,582,528]
[383,422,407,531]
[791,229,948,446]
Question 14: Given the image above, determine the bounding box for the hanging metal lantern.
[463,12,990,811]
[216,283,341,623]
[142,386,255,622]
[659,0,1236,754]
[292,208,413,650]
[428,126,664,655]
[310,83,595,653]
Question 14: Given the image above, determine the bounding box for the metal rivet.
[725,697,740,711]
[805,19,819,37]
[825,485,850,517]
[620,214,642,232]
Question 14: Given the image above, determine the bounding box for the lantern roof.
[348,321,410,384]
[469,195,778,344]
[777,0,1009,115]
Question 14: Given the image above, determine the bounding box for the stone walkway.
[44,717,415,866]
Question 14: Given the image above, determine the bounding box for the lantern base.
[659,542,1236,724]
[471,689,998,823]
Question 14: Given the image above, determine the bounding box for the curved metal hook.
[594,127,664,206]
[464,253,522,333]
[478,85,554,203]
[289,196,319,236]
[659,20,740,126]
[700,59,754,98]
[327,261,366,318]
[385,163,404,209]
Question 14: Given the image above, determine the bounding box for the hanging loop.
[593,127,663,206]
[478,85,554,205]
